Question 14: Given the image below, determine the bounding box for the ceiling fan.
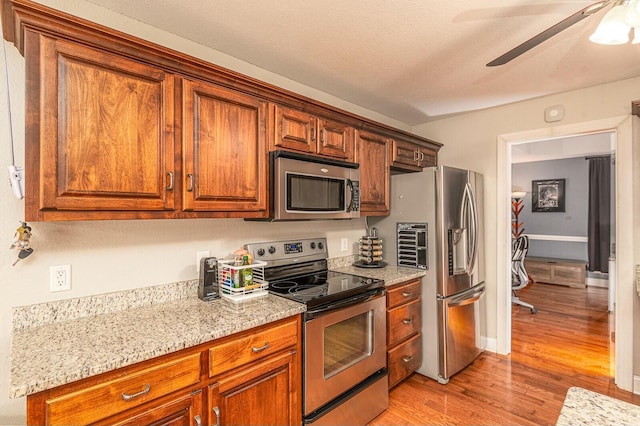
[486,0,613,67]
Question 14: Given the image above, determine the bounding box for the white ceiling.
[84,0,640,125]
[511,132,614,163]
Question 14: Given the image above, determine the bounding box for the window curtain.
[587,156,611,273]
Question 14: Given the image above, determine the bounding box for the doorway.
[496,115,634,392]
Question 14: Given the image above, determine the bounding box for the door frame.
[496,115,633,391]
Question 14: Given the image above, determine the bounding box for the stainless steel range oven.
[245,237,388,426]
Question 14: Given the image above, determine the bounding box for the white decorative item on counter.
[218,259,268,302]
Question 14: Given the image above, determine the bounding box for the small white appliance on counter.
[370,165,486,384]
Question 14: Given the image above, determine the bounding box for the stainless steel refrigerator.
[370,165,486,384]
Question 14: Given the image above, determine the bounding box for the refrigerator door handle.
[462,182,479,276]
[447,285,485,308]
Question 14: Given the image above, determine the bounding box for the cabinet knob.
[166,171,174,190]
[402,291,412,297]
[212,406,221,426]
[187,174,194,192]
[402,355,413,363]
[402,318,413,325]
[251,341,270,353]
[121,383,151,401]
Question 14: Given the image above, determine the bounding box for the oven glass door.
[287,172,346,212]
[304,293,386,415]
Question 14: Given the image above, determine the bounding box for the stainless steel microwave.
[269,150,360,221]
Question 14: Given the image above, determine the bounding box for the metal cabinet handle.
[402,291,412,297]
[166,171,174,190]
[311,127,316,141]
[413,150,420,161]
[402,355,413,363]
[121,384,150,401]
[420,151,425,161]
[402,318,413,324]
[187,173,194,192]
[252,341,270,353]
[194,415,202,426]
[212,406,220,426]
[320,128,325,143]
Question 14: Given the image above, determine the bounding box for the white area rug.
[556,387,640,426]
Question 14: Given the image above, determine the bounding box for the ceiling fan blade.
[486,1,612,67]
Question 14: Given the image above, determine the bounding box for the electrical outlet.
[196,251,210,272]
[50,265,71,292]
[341,238,348,252]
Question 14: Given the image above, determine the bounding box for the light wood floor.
[369,282,640,425]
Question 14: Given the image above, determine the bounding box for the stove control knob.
[268,246,276,254]
[318,242,324,250]
[256,248,265,257]
[310,242,316,249]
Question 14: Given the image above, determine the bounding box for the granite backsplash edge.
[12,255,357,331]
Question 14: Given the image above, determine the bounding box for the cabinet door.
[417,147,437,168]
[208,351,300,426]
[183,79,267,214]
[356,130,390,216]
[391,139,421,171]
[317,118,355,161]
[387,333,422,389]
[99,390,203,426]
[35,36,175,217]
[272,105,317,154]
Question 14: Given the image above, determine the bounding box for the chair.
[511,235,537,313]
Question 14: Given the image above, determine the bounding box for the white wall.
[412,76,640,384]
[0,0,411,421]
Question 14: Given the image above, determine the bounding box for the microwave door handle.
[346,179,355,212]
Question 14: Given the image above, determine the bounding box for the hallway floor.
[369,282,640,425]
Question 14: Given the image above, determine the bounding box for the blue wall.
[512,157,588,261]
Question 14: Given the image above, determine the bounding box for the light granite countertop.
[10,257,422,400]
[556,386,640,425]
[330,261,426,287]
[10,286,305,399]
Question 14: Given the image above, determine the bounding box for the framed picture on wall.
[532,179,565,212]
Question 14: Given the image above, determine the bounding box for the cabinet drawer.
[553,264,585,284]
[387,333,422,388]
[387,298,421,346]
[386,279,421,309]
[524,260,552,282]
[209,318,298,377]
[45,353,201,425]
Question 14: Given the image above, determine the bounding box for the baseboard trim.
[586,277,609,288]
[634,375,640,395]
[485,337,497,353]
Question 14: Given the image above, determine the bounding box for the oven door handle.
[304,288,385,319]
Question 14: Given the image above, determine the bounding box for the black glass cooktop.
[268,270,384,308]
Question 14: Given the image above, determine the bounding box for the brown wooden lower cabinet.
[26,316,301,426]
[98,390,203,426]
[386,279,422,388]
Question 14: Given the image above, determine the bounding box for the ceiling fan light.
[590,3,632,44]
[625,0,640,26]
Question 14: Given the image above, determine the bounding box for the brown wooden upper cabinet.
[4,0,441,221]
[272,105,355,162]
[28,36,177,221]
[21,32,268,220]
[355,130,391,216]
[391,139,437,172]
[182,79,267,214]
